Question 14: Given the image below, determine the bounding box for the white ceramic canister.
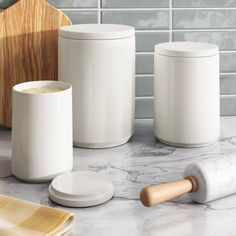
[12,81,73,182]
[59,24,135,148]
[154,42,220,147]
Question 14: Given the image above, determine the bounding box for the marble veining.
[1,117,236,235]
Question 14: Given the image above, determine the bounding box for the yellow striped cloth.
[0,195,75,236]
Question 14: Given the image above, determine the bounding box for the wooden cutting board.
[0,0,72,127]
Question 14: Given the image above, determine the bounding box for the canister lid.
[155,42,219,58]
[59,24,135,40]
[49,171,114,207]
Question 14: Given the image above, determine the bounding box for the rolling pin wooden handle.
[140,176,198,207]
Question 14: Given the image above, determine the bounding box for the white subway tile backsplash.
[0,0,15,8]
[136,54,154,74]
[173,0,236,8]
[102,10,170,30]
[0,0,98,8]
[48,0,98,8]
[221,96,236,116]
[135,98,154,119]
[136,76,154,97]
[62,10,98,24]
[102,0,169,8]
[173,31,236,50]
[220,53,236,73]
[221,74,236,95]
[136,32,170,52]
[173,10,236,29]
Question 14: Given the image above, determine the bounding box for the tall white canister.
[154,42,220,147]
[59,24,135,148]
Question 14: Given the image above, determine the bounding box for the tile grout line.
[133,29,236,32]
[53,7,236,11]
[135,95,236,99]
[172,29,236,31]
[169,0,173,42]
[136,73,236,76]
[168,7,236,10]
[97,0,101,23]
[59,8,98,11]
[136,51,236,53]
[57,7,236,11]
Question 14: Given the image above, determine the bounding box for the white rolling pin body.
[184,155,236,203]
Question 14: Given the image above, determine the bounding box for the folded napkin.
[0,195,75,236]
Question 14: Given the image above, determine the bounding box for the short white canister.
[154,42,220,147]
[59,24,135,148]
[12,81,73,182]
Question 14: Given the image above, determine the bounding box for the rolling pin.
[140,155,236,207]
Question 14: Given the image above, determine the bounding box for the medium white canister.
[59,24,135,148]
[154,42,220,147]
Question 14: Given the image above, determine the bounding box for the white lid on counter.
[59,24,135,40]
[49,171,114,207]
[155,42,219,58]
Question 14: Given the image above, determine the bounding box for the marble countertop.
[1,117,236,236]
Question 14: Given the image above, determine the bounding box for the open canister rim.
[13,81,72,95]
